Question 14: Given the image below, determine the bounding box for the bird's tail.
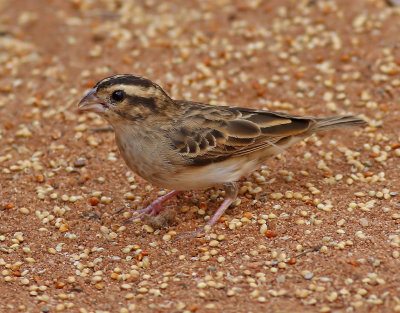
[310,115,367,133]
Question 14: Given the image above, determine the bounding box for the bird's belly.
[115,132,295,191]
[162,157,260,190]
[120,145,258,190]
[162,143,294,190]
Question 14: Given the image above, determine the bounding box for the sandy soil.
[1,0,400,312]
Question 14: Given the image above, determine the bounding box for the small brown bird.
[78,74,366,227]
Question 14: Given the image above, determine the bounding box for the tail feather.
[310,115,367,133]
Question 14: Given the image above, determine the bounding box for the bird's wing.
[168,101,314,166]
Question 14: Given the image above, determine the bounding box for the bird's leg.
[125,190,181,222]
[175,183,239,239]
[139,190,182,217]
[207,182,238,226]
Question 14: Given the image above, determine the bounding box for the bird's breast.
[115,131,174,185]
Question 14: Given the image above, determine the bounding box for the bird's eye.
[111,90,125,102]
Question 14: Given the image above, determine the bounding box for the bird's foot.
[175,183,239,239]
[136,199,165,217]
[124,190,181,223]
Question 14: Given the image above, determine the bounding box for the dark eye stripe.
[126,95,157,111]
[114,109,144,122]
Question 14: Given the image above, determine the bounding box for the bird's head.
[78,74,174,124]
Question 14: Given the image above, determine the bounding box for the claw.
[124,190,181,223]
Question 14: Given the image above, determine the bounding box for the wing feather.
[168,101,314,166]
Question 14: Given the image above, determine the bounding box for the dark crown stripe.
[96,75,154,89]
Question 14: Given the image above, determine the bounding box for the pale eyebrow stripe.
[97,75,153,89]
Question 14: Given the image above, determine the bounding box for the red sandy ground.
[0,0,400,312]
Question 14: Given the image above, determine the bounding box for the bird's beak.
[78,88,106,113]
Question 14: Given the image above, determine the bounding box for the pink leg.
[125,190,181,223]
[207,182,238,226]
[176,183,238,239]
[206,198,234,226]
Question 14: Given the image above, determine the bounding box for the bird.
[78,74,366,228]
